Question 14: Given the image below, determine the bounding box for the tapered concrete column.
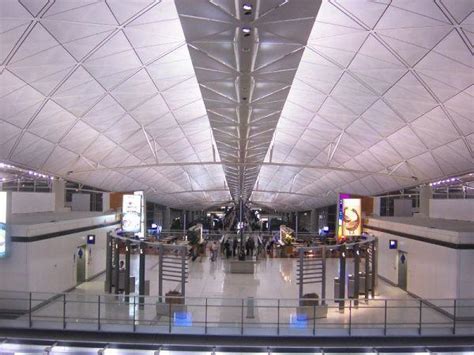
[419,185,432,217]
[295,212,299,238]
[182,210,187,231]
[102,192,110,212]
[52,179,66,212]
[310,208,317,233]
[163,206,171,230]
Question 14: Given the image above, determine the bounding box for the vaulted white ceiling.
[0,0,472,211]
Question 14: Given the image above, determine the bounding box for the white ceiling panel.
[0,0,471,211]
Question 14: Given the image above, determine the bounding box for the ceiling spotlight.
[242,27,251,37]
[243,3,252,14]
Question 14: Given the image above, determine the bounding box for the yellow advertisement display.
[342,198,362,236]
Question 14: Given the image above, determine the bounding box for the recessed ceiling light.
[243,4,252,11]
[242,27,251,36]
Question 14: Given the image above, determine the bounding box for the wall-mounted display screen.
[389,239,398,249]
[122,194,142,233]
[342,198,362,236]
[87,234,96,244]
[0,192,8,258]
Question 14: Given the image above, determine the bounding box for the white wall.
[429,199,474,221]
[11,192,55,214]
[394,199,412,217]
[26,225,112,294]
[366,227,459,301]
[72,193,90,212]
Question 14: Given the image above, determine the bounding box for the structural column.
[124,240,131,300]
[52,179,66,212]
[338,246,346,312]
[139,242,146,308]
[419,185,433,217]
[105,232,113,293]
[182,210,187,231]
[310,208,317,233]
[353,245,360,307]
[113,237,120,294]
[295,212,299,238]
[163,206,171,230]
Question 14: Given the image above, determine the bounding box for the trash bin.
[334,277,339,302]
[246,297,255,318]
[348,274,355,298]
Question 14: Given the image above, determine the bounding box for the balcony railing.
[0,291,473,337]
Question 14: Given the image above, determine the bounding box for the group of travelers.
[188,235,268,262]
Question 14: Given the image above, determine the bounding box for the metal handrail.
[1,291,472,335]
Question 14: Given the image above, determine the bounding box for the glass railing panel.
[386,299,420,335]
[349,299,385,335]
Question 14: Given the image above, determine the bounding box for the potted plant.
[165,290,184,305]
[297,293,328,319]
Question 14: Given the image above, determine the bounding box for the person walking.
[232,237,238,257]
[210,241,218,262]
[248,236,255,257]
[224,239,231,259]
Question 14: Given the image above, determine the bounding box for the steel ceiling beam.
[67,161,416,180]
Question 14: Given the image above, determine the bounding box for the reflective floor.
[7,253,467,337]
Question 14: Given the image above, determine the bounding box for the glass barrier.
[0,291,472,337]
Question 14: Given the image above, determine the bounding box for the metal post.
[277,299,280,335]
[105,233,113,293]
[298,248,304,299]
[313,303,316,336]
[349,299,352,335]
[133,296,136,332]
[371,240,376,298]
[113,237,120,294]
[158,245,163,302]
[62,294,66,329]
[384,299,388,335]
[239,199,244,259]
[241,298,244,335]
[364,247,370,302]
[205,298,208,334]
[139,242,146,309]
[338,246,346,312]
[125,240,131,302]
[322,246,326,305]
[169,301,172,333]
[29,292,32,328]
[181,247,186,297]
[453,299,457,335]
[97,295,101,330]
[418,299,423,335]
[353,245,360,308]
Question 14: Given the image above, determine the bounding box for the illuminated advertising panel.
[134,191,145,239]
[122,194,142,233]
[0,192,8,258]
[336,193,350,239]
[342,198,362,236]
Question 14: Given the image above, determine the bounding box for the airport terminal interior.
[0,0,473,354]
